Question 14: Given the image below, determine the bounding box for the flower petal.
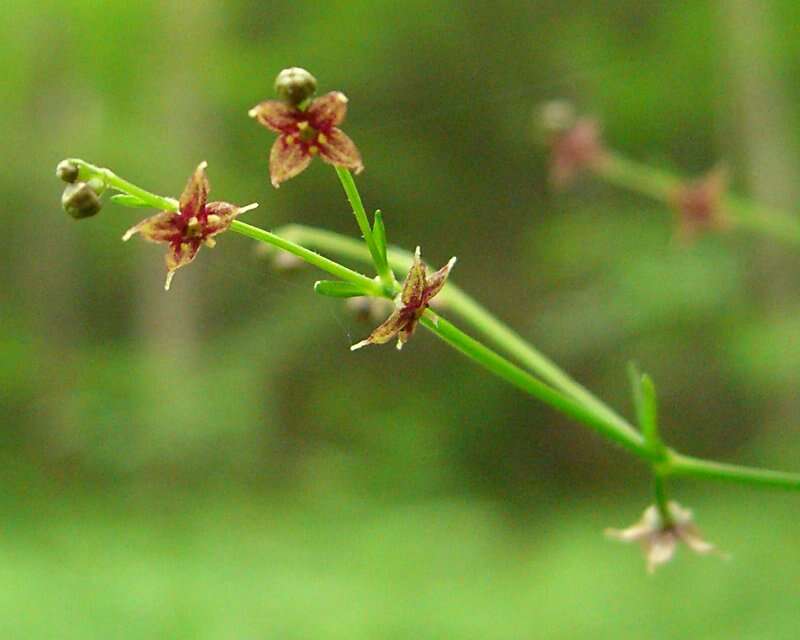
[678,524,715,555]
[396,315,421,350]
[350,309,412,351]
[163,240,201,290]
[308,91,348,129]
[645,531,677,573]
[401,246,427,307]
[204,201,240,235]
[549,119,604,188]
[249,100,299,133]
[318,128,364,173]
[269,137,312,188]
[122,211,179,243]
[179,162,209,219]
[423,257,457,302]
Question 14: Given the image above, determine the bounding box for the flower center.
[296,120,318,143]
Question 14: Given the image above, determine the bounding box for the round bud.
[56,160,80,183]
[62,182,102,219]
[274,67,317,106]
[536,100,577,137]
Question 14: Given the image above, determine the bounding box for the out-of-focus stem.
[277,224,633,433]
[593,152,800,247]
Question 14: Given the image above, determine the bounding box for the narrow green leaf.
[111,194,152,208]
[628,362,663,455]
[639,374,662,453]
[313,280,368,298]
[627,362,645,426]
[372,209,388,270]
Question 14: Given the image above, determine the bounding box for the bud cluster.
[57,160,105,219]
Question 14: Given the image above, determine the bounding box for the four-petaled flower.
[249,91,364,188]
[605,501,721,573]
[123,162,257,290]
[548,117,607,188]
[671,167,728,241]
[351,247,456,351]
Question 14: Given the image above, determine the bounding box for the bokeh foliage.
[2,0,800,636]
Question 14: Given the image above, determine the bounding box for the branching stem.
[62,158,800,495]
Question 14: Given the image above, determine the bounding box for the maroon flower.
[351,247,456,351]
[249,91,364,188]
[548,118,607,188]
[671,167,728,240]
[123,162,257,290]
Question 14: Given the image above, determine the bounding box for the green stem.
[67,159,179,212]
[60,159,800,493]
[665,451,800,491]
[334,167,396,292]
[277,224,633,432]
[419,311,651,459]
[230,222,382,295]
[653,474,672,524]
[593,152,800,247]
[65,159,382,296]
[271,227,800,492]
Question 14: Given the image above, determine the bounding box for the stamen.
[309,145,319,155]
[317,132,327,145]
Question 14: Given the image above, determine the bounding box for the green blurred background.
[3,0,800,637]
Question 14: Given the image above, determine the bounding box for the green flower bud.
[274,67,317,106]
[56,160,80,183]
[62,182,102,219]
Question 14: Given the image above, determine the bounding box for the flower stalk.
[591,151,800,247]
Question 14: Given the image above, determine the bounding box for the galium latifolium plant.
[57,68,800,572]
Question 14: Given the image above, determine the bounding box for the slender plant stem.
[334,167,396,292]
[277,224,633,432]
[61,158,800,493]
[665,452,800,491]
[230,221,382,295]
[67,159,179,212]
[419,311,651,459]
[65,159,382,296]
[653,475,672,524]
[593,151,800,247]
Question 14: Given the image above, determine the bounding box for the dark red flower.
[249,91,364,188]
[671,167,728,240]
[548,118,606,188]
[351,247,456,351]
[123,162,257,290]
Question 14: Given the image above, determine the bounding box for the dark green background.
[2,0,799,637]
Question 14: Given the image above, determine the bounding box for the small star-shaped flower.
[605,501,721,573]
[123,162,257,290]
[249,91,363,188]
[671,167,729,240]
[351,247,456,351]
[548,118,606,188]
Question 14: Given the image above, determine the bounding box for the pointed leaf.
[372,210,388,271]
[111,194,152,209]
[628,362,662,455]
[313,280,368,298]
